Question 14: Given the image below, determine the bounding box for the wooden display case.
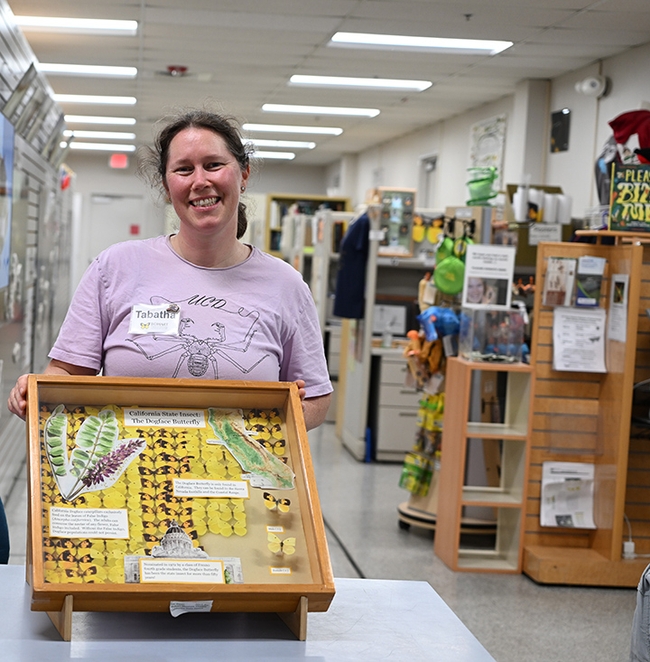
[434,357,534,573]
[25,376,334,640]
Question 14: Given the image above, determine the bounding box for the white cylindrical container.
[513,187,528,222]
[557,194,573,225]
[543,193,558,224]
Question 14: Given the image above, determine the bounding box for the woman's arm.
[7,359,97,420]
[302,393,332,431]
[294,379,332,431]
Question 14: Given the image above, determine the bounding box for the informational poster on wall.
[461,243,515,309]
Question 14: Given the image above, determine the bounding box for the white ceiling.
[7,0,650,166]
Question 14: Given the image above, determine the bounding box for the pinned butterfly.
[263,492,291,514]
[267,533,296,556]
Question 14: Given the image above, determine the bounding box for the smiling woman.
[7,108,333,431]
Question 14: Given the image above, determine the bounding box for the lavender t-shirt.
[49,236,332,398]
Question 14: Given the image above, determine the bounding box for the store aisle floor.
[4,421,638,661]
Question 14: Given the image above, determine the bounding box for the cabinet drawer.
[380,359,411,385]
[376,407,419,453]
[378,382,419,408]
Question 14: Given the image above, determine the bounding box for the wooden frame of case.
[25,375,335,640]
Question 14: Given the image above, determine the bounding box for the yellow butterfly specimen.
[263,492,290,514]
[220,520,247,537]
[262,438,286,457]
[267,533,296,556]
[102,491,126,509]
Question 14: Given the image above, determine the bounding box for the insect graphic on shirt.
[127,316,268,378]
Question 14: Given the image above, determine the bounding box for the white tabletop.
[0,565,495,661]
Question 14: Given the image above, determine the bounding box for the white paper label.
[140,559,225,584]
[123,408,206,428]
[49,507,129,539]
[529,223,562,245]
[269,567,292,575]
[173,479,250,499]
[129,304,180,335]
[266,525,284,533]
[170,600,214,618]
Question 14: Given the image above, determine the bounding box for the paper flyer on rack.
[607,273,629,343]
[552,307,607,372]
[541,462,596,529]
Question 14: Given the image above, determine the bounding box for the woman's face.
[163,127,249,239]
[467,277,485,303]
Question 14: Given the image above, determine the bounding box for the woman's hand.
[295,379,307,401]
[7,374,29,420]
[7,360,96,421]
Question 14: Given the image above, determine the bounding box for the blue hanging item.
[417,306,460,342]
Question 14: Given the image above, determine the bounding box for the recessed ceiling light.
[39,63,137,78]
[330,32,513,56]
[243,123,343,136]
[246,138,315,149]
[63,130,136,140]
[251,151,296,160]
[289,74,431,92]
[15,16,138,36]
[65,115,137,125]
[64,142,136,152]
[54,94,137,105]
[263,104,380,118]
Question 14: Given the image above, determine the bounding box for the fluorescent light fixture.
[263,103,379,118]
[65,115,136,125]
[289,74,431,92]
[39,63,137,78]
[63,130,136,140]
[54,94,137,105]
[251,151,296,160]
[246,138,315,149]
[63,141,136,152]
[243,123,343,136]
[330,32,513,56]
[15,16,138,36]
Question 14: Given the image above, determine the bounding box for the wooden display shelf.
[25,376,335,640]
[523,240,646,587]
[434,357,534,573]
[575,229,650,245]
[524,546,649,586]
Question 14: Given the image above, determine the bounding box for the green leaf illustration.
[43,406,145,502]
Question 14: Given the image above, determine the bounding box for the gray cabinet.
[371,349,420,462]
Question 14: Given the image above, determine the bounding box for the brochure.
[575,256,607,307]
[540,462,596,529]
[542,257,576,307]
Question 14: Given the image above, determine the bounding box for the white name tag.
[129,304,180,335]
